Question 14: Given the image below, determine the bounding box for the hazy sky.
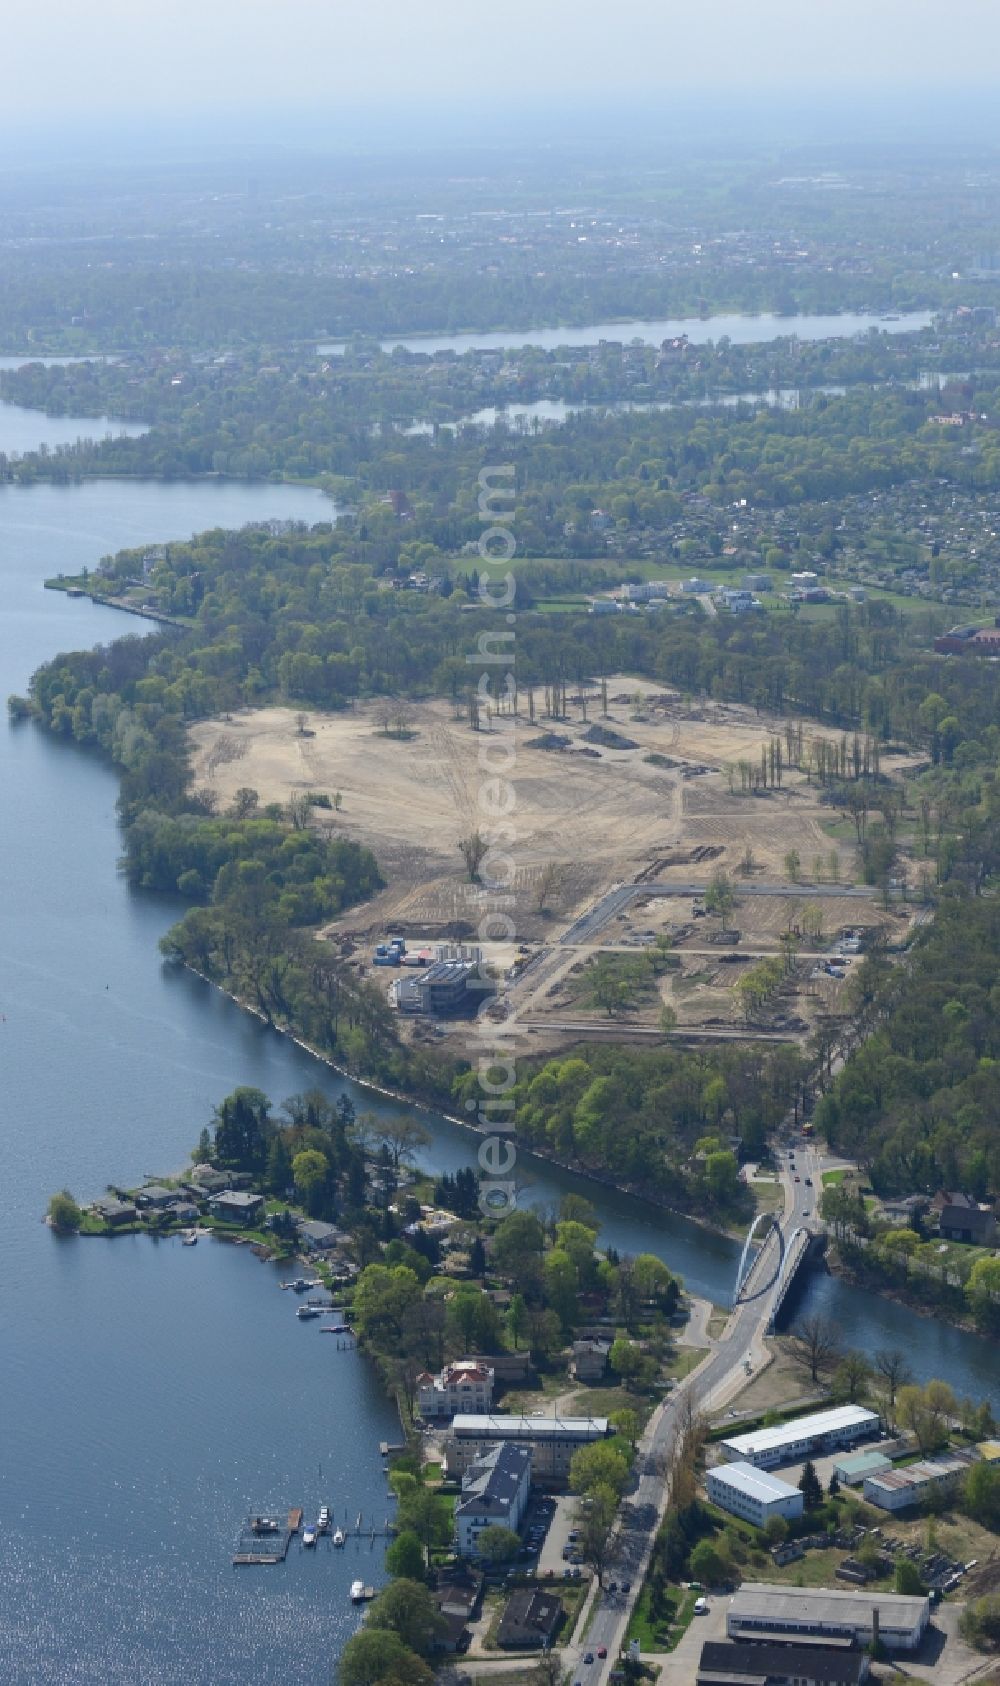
[3,0,999,127]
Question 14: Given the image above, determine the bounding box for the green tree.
[365,1578,445,1656]
[384,1530,426,1581]
[576,1482,619,1586]
[570,1440,630,1499]
[964,1461,1000,1530]
[897,1380,956,1455]
[491,1210,546,1282]
[609,1337,644,1388]
[47,1190,82,1232]
[395,1486,453,1561]
[611,1408,641,1452]
[798,1460,823,1510]
[967,1257,1000,1331]
[894,1557,926,1596]
[689,1540,726,1585]
[338,1629,432,1686]
[704,1150,741,1206]
[477,1525,521,1564]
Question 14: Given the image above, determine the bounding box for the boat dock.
[233,1508,302,1566]
[232,1507,393,1564]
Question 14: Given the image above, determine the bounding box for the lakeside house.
[454,1442,531,1557]
[208,1190,264,1226]
[296,1218,346,1253]
[417,1360,495,1421]
[933,1192,997,1245]
[92,1197,139,1227]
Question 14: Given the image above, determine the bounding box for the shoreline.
[172,959,747,1251]
[826,1246,986,1339]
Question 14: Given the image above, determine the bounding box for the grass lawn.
[707,1309,730,1339]
[666,1347,709,1383]
[567,1385,654,1423]
[627,1582,698,1651]
[821,1169,848,1186]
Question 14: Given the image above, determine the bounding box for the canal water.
[318,308,934,358]
[0,463,995,1682]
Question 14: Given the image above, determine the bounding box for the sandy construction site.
[189,681,918,1048]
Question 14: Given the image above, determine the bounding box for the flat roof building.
[832,1450,892,1487]
[706,1462,804,1529]
[863,1452,971,1513]
[720,1405,879,1469]
[696,1639,869,1685]
[444,1414,609,1484]
[727,1583,930,1652]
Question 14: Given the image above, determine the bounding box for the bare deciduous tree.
[205,733,246,777]
[788,1314,841,1383]
[534,861,566,915]
[458,832,488,882]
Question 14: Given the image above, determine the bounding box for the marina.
[233,1506,396,1565]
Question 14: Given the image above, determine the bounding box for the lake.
[318,309,934,358]
[0,469,995,1682]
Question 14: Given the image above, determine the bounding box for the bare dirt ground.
[189,682,920,1052]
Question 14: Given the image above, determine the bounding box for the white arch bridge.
[733,1216,815,1333]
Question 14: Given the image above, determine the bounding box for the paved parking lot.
[655,1595,728,1682]
[538,1494,579,1575]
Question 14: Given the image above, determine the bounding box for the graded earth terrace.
[189,681,921,1052]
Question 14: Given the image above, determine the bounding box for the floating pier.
[233,1507,302,1566]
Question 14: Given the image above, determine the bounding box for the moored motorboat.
[350,1578,365,1601]
[333,1527,345,1546]
[303,1525,317,1547]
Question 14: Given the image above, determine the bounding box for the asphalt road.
[566,1137,821,1686]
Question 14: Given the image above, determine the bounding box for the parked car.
[694,1597,709,1614]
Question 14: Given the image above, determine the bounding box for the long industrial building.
[706,1461,804,1528]
[720,1405,880,1469]
[727,1583,930,1652]
[697,1640,869,1686]
[443,1414,609,1483]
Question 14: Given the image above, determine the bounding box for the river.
[318,308,933,358]
[0,463,996,1682]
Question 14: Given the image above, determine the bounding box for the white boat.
[182,1229,198,1246]
[350,1579,365,1602]
[296,1305,321,1320]
[303,1526,317,1548]
[333,1527,345,1547]
[318,1506,330,1532]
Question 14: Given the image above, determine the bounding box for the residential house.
[455,1442,531,1557]
[572,1339,611,1382]
[496,1586,564,1650]
[208,1190,265,1226]
[937,1194,996,1245]
[92,1198,138,1228]
[432,1565,483,1652]
[187,1165,230,1196]
[417,1361,495,1421]
[136,1185,176,1210]
[297,1219,345,1253]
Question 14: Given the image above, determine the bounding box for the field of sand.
[189,686,915,1045]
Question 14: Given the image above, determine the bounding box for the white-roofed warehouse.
[727,1582,930,1651]
[706,1461,804,1528]
[719,1405,880,1469]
